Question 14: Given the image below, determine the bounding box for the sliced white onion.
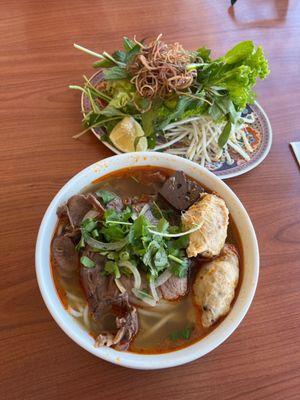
[131,288,156,307]
[138,203,150,216]
[149,279,159,301]
[119,261,141,289]
[155,269,172,287]
[68,306,83,318]
[114,278,127,294]
[85,235,127,251]
[82,209,99,221]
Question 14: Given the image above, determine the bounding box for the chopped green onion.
[169,325,194,341]
[91,229,99,238]
[75,235,85,251]
[104,261,121,278]
[80,256,95,268]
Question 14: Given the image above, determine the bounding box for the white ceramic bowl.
[35,152,259,369]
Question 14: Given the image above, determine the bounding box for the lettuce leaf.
[198,41,270,110]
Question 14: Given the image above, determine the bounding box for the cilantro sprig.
[77,201,190,281]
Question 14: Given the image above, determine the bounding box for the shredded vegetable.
[160,113,255,166]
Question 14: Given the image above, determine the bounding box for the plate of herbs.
[70,35,272,178]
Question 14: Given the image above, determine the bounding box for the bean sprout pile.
[154,113,256,166]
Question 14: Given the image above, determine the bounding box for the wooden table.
[1,1,300,399]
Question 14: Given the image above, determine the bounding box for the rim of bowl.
[35,152,259,370]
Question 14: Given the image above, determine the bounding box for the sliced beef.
[80,251,138,350]
[52,236,79,277]
[80,251,118,316]
[85,193,105,216]
[106,196,124,212]
[158,275,188,301]
[124,194,156,206]
[95,293,138,350]
[123,194,159,225]
[159,171,204,211]
[57,204,68,218]
[66,195,92,228]
[64,228,81,243]
[143,170,168,184]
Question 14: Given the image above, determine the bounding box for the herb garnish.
[77,203,191,281]
[169,325,194,341]
[71,36,269,149]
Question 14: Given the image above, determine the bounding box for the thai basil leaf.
[218,120,232,148]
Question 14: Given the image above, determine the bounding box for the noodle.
[66,291,85,304]
[83,304,90,329]
[139,312,177,339]
[68,306,83,318]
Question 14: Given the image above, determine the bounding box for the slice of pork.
[158,275,188,301]
[52,236,79,277]
[159,171,204,211]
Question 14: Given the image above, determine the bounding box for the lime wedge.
[109,116,147,152]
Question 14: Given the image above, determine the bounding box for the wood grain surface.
[1,1,300,399]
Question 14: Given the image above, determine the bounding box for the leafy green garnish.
[169,257,189,278]
[80,256,95,269]
[95,189,117,204]
[103,66,130,81]
[81,217,98,233]
[123,37,136,52]
[218,120,232,148]
[75,235,85,251]
[169,325,194,341]
[72,38,269,149]
[104,261,121,278]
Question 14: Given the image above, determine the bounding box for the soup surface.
[51,167,242,354]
